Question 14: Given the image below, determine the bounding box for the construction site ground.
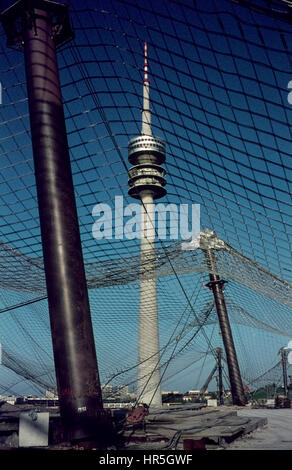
[226,408,292,450]
[1,402,292,451]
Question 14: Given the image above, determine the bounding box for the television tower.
[128,42,166,407]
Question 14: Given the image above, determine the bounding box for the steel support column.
[216,347,224,406]
[0,0,108,445]
[280,347,288,397]
[204,249,246,406]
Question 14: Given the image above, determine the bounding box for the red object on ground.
[126,404,149,425]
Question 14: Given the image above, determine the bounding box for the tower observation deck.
[127,42,167,407]
[128,41,166,201]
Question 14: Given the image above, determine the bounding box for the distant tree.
[162,393,183,404]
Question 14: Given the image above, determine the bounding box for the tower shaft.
[138,192,161,406]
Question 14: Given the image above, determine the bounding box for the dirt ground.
[227,408,292,450]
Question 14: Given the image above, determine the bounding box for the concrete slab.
[19,411,49,447]
[227,408,292,450]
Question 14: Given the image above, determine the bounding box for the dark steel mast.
[0,0,108,446]
[279,347,288,397]
[200,230,246,406]
[216,347,224,406]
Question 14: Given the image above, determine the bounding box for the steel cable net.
[0,0,291,397]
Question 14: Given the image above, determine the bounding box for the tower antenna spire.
[144,40,149,82]
[142,41,152,135]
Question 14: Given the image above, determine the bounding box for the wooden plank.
[124,409,269,449]
[149,419,242,435]
[181,417,267,441]
[241,417,267,435]
[182,424,245,438]
[124,410,267,443]
[211,416,251,427]
[146,409,236,424]
[149,403,204,414]
[146,411,238,432]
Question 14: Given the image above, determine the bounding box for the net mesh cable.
[0,0,291,398]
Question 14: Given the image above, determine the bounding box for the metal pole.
[0,1,108,445]
[204,248,246,406]
[216,347,224,405]
[280,348,288,397]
